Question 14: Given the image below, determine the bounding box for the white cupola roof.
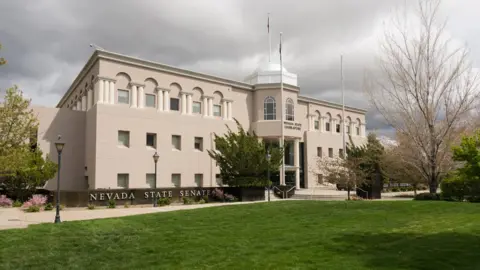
[244,58,298,86]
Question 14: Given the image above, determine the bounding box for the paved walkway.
[0,201,263,231]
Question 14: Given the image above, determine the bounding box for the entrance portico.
[264,136,302,189]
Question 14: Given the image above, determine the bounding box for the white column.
[131,85,137,108]
[222,100,227,119]
[181,93,187,114]
[227,101,232,120]
[98,79,104,104]
[87,89,93,110]
[208,98,213,117]
[138,86,144,108]
[332,119,336,134]
[361,124,366,137]
[202,97,208,117]
[157,90,163,111]
[308,115,313,131]
[103,80,109,104]
[109,81,115,104]
[187,94,192,114]
[294,138,300,190]
[163,90,170,111]
[320,117,325,132]
[81,95,87,111]
[76,101,81,111]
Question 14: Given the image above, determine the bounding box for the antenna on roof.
[89,43,104,51]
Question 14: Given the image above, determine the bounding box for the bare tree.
[365,0,480,193]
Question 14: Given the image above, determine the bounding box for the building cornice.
[155,87,169,92]
[253,83,300,92]
[95,76,116,83]
[180,91,193,96]
[298,95,368,115]
[129,81,146,87]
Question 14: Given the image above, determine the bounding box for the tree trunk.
[429,174,438,194]
[347,187,351,200]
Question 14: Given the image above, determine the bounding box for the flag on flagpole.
[267,14,270,33]
[279,34,282,55]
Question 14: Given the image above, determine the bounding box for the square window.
[170,98,180,111]
[118,131,130,147]
[117,174,129,188]
[145,94,156,108]
[326,122,331,132]
[193,101,202,114]
[118,90,130,104]
[146,173,155,188]
[339,149,344,158]
[195,174,203,187]
[314,120,319,130]
[317,147,322,157]
[172,135,181,150]
[213,104,222,117]
[194,137,203,151]
[216,174,222,186]
[336,124,341,133]
[317,174,324,184]
[146,133,156,148]
[328,148,333,158]
[171,174,181,187]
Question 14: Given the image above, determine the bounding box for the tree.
[207,119,283,187]
[0,86,39,175]
[1,148,57,201]
[0,42,6,66]
[365,0,480,193]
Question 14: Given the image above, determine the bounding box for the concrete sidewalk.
[0,201,263,230]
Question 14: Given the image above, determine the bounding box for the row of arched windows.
[263,96,295,121]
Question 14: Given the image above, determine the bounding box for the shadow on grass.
[331,232,480,270]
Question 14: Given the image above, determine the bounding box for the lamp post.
[267,150,271,202]
[153,151,159,207]
[54,135,65,224]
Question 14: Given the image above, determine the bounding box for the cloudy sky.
[1,0,479,136]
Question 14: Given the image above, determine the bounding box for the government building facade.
[33,49,367,192]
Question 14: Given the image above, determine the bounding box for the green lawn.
[1,201,480,270]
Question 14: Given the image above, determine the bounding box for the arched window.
[264,96,276,120]
[325,113,332,132]
[285,98,294,121]
[356,118,361,135]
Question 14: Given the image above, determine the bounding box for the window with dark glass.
[170,98,180,111]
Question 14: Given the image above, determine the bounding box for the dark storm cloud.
[0,0,477,137]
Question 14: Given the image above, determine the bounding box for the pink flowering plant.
[22,194,47,208]
[0,195,13,207]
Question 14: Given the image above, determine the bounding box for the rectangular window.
[317,147,322,157]
[328,148,333,158]
[195,174,203,187]
[170,98,180,111]
[326,122,331,132]
[146,173,155,188]
[356,126,360,135]
[118,130,130,147]
[194,137,203,151]
[172,135,181,150]
[118,89,130,104]
[146,133,156,148]
[339,149,344,158]
[193,101,202,114]
[171,174,181,187]
[117,174,129,188]
[216,174,222,186]
[336,124,341,133]
[317,174,324,184]
[145,94,156,108]
[314,120,319,130]
[213,104,222,117]
[347,125,351,134]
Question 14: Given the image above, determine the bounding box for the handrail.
[355,186,369,199]
[272,186,296,199]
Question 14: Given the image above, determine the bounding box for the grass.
[1,201,480,270]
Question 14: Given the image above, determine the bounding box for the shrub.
[124,202,130,208]
[87,203,95,210]
[465,177,480,203]
[44,203,53,211]
[212,188,224,201]
[441,173,466,201]
[22,194,47,208]
[157,197,171,206]
[202,195,209,203]
[183,197,194,205]
[199,199,206,204]
[107,199,116,208]
[224,194,237,202]
[391,187,399,192]
[25,205,40,212]
[414,192,440,201]
[12,200,22,207]
[0,195,13,207]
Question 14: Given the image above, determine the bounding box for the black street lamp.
[267,150,271,202]
[153,151,159,207]
[54,135,65,224]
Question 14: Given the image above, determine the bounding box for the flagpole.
[268,13,271,62]
[341,55,346,159]
[280,32,285,185]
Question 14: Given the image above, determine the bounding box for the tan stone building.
[34,49,367,192]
